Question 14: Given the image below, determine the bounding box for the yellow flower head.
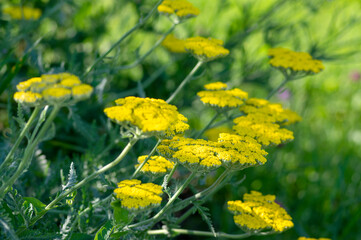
[228,191,294,232]
[184,37,230,62]
[72,84,94,100]
[13,91,42,106]
[198,82,248,108]
[114,179,163,211]
[162,34,187,53]
[233,115,294,146]
[14,73,93,107]
[158,0,200,18]
[268,47,324,74]
[42,86,72,103]
[2,6,41,20]
[104,97,189,138]
[204,82,228,90]
[241,98,302,125]
[136,155,174,176]
[158,133,267,172]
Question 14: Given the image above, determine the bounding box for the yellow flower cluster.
[268,47,324,74]
[158,0,200,18]
[298,237,331,240]
[136,155,174,175]
[241,98,302,126]
[104,97,189,138]
[161,34,187,53]
[184,37,230,62]
[14,73,93,106]
[197,82,248,108]
[158,133,267,172]
[228,191,294,232]
[2,6,41,20]
[232,98,300,146]
[114,179,163,210]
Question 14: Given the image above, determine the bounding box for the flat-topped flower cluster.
[14,73,93,106]
[228,191,294,232]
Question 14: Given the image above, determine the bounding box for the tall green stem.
[0,106,40,172]
[131,139,161,179]
[166,61,203,104]
[17,138,138,232]
[82,0,163,78]
[172,168,233,213]
[0,106,60,200]
[129,171,197,229]
[165,162,179,186]
[147,228,276,239]
[45,138,138,210]
[193,112,220,139]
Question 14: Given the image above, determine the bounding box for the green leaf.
[111,201,129,225]
[94,221,113,240]
[23,197,46,214]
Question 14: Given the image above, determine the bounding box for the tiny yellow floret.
[14,91,42,105]
[204,82,228,90]
[72,84,94,100]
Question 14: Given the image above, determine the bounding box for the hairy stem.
[147,227,276,239]
[131,139,162,179]
[0,106,40,172]
[0,105,60,199]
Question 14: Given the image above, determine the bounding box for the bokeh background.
[1,0,361,239]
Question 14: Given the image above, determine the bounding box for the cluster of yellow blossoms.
[114,179,163,210]
[158,0,200,18]
[184,37,230,62]
[268,47,325,74]
[197,82,248,108]
[298,237,331,240]
[233,98,301,146]
[228,191,294,232]
[2,6,41,20]
[14,73,93,106]
[162,35,230,61]
[104,97,189,138]
[136,155,174,175]
[158,133,267,172]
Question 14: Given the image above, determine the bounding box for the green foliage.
[0,0,361,239]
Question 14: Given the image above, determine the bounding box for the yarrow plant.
[0,1,334,239]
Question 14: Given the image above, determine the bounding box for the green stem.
[267,74,290,100]
[0,106,40,172]
[113,24,177,71]
[0,106,60,200]
[166,61,203,104]
[129,171,197,229]
[175,205,196,225]
[82,0,163,78]
[131,139,162,179]
[193,112,221,139]
[165,162,179,186]
[18,138,138,232]
[147,228,276,239]
[172,168,233,213]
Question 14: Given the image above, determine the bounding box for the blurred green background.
[1,0,361,239]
